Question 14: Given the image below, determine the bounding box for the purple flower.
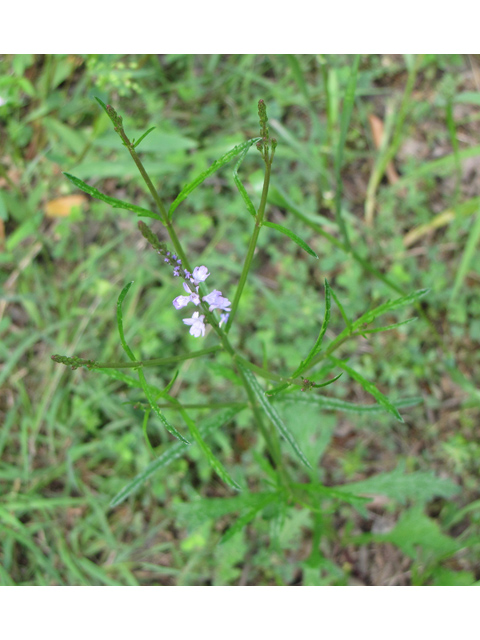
[192,266,210,285]
[203,289,231,312]
[183,312,206,337]
[173,283,201,309]
[219,313,229,327]
[172,294,191,310]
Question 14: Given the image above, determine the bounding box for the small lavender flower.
[219,313,229,327]
[203,289,231,312]
[192,266,210,285]
[173,283,201,309]
[183,312,206,337]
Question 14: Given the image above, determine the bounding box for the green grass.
[1,54,480,585]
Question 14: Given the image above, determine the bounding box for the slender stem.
[93,345,223,369]
[225,161,272,333]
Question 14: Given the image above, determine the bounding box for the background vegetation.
[1,53,480,585]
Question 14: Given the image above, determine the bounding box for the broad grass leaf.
[110,407,242,507]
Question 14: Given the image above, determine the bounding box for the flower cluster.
[168,259,231,337]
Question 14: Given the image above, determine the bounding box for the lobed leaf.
[335,465,459,505]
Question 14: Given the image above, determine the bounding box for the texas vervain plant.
[51,95,435,546]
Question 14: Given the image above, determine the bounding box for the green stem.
[93,345,223,369]
[225,161,272,333]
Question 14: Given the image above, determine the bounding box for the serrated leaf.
[237,362,312,469]
[359,317,417,335]
[110,407,242,507]
[177,404,241,491]
[276,395,422,414]
[263,221,318,258]
[63,172,160,220]
[329,356,404,422]
[169,138,261,218]
[354,289,429,328]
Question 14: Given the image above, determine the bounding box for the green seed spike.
[138,221,166,252]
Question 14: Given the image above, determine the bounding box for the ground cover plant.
[1,54,480,585]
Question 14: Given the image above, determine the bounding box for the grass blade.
[334,54,359,249]
[169,138,261,218]
[450,208,480,303]
[63,172,160,220]
[329,356,404,422]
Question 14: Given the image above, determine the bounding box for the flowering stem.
[225,161,272,334]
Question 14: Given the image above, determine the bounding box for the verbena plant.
[51,96,450,566]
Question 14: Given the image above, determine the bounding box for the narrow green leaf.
[176,404,240,490]
[63,172,160,220]
[357,317,417,335]
[303,279,332,365]
[232,141,258,218]
[133,126,156,149]
[276,395,422,414]
[237,362,312,469]
[116,282,189,444]
[329,357,404,422]
[169,137,261,218]
[110,407,242,507]
[353,289,429,328]
[263,221,318,258]
[94,96,109,117]
[330,286,351,330]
